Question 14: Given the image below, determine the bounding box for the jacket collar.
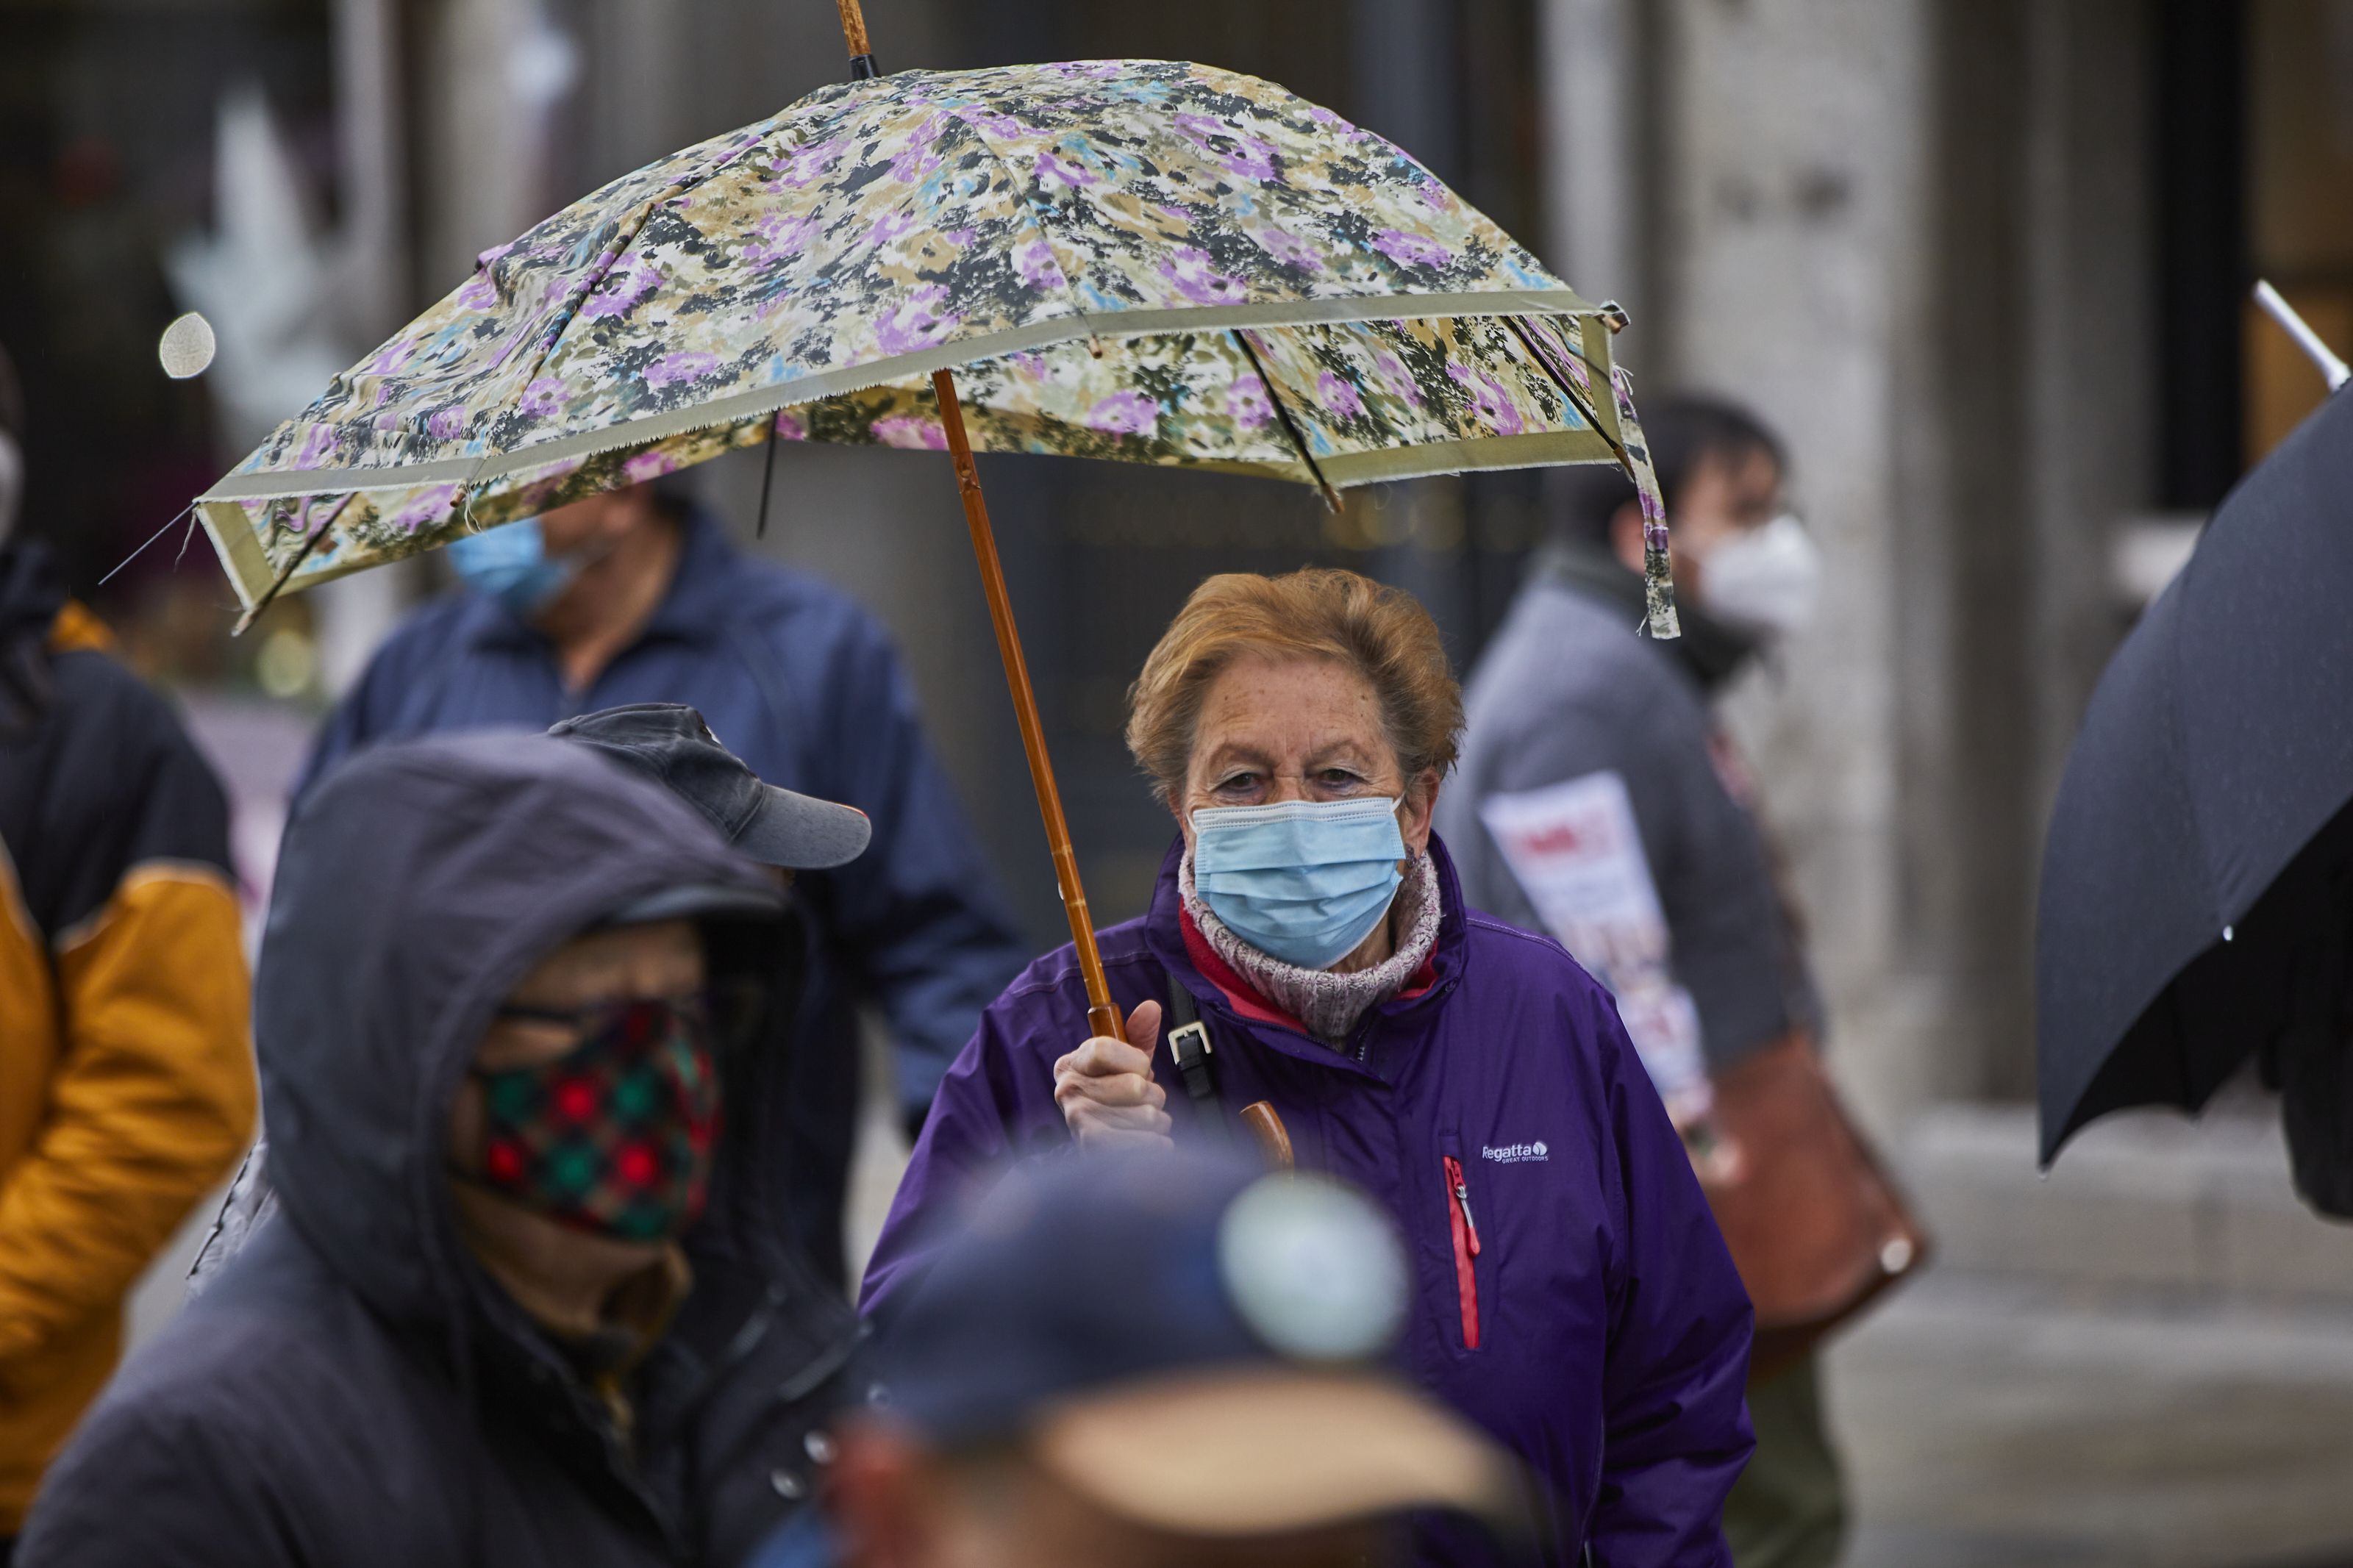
[465,506,740,656]
[1535,541,1760,692]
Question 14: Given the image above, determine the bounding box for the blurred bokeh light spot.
[159,313,218,380]
[1218,1173,1406,1364]
[254,627,316,698]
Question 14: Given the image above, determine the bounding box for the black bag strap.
[1163,967,1229,1143]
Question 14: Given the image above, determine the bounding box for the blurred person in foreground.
[863,568,1754,1567]
[1438,397,1844,1568]
[306,478,1028,1283]
[186,702,874,1291]
[0,343,255,1557]
[760,1149,1529,1568]
[18,732,861,1567]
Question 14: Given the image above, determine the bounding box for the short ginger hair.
[1124,568,1463,805]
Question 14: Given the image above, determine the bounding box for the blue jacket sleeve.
[807,609,1029,1122]
[1586,987,1754,1566]
[291,613,434,809]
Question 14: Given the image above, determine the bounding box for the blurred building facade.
[4,0,2341,1138]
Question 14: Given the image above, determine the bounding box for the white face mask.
[1696,512,1820,638]
[0,432,21,547]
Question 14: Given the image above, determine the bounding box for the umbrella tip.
[2252,279,2352,393]
[1599,301,1630,334]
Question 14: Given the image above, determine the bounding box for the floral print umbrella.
[195,58,1677,634]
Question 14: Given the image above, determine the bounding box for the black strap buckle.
[1168,1020,1218,1104]
[1164,973,1228,1143]
[1168,1018,1213,1066]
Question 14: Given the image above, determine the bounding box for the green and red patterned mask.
[462,994,723,1242]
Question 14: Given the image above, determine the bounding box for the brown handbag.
[1696,1033,1929,1383]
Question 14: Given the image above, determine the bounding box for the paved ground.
[1828,1275,2353,1568]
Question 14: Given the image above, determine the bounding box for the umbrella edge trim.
[196,291,1609,502]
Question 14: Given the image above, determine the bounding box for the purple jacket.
[862,835,1754,1567]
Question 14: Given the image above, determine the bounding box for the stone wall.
[1568,0,2162,1131]
[1654,0,1940,1134]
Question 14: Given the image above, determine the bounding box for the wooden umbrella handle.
[1239,1102,1295,1170]
[930,369,1124,1048]
[834,0,878,77]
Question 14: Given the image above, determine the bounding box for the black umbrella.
[2036,385,2353,1181]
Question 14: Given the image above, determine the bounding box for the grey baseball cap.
[549,704,871,870]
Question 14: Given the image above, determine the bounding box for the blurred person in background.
[19,732,863,1567]
[1438,397,1844,1568]
[0,342,256,1560]
[865,568,1755,1567]
[760,1150,1529,1568]
[301,478,1029,1286]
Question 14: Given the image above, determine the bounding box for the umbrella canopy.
[195,60,1652,618]
[191,45,1683,1098]
[2035,387,2353,1164]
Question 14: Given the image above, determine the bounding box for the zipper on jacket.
[1443,1153,1482,1351]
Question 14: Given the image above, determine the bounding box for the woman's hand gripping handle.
[1054,1000,1174,1151]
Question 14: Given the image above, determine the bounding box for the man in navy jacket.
[300,479,1028,1284]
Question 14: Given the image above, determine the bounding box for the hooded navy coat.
[861,837,1756,1567]
[20,733,861,1567]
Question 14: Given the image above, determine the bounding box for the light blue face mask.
[446,518,579,618]
[1190,796,1407,970]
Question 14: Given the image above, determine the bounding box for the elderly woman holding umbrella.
[863,567,1754,1567]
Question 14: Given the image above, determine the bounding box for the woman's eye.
[1215,773,1258,793]
[1318,769,1363,787]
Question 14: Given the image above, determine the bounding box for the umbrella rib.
[1504,315,1625,467]
[1505,315,1681,639]
[755,413,782,538]
[234,492,354,634]
[951,98,1104,357]
[1230,329,1342,512]
[489,129,782,470]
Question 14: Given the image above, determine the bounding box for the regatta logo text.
[1482,1141,1549,1164]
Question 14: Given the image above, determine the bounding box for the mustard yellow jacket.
[0,543,254,1533]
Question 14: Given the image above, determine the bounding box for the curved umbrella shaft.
[932,368,1124,1040]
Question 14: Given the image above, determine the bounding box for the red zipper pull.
[1454,1175,1481,1256]
[1443,1155,1482,1254]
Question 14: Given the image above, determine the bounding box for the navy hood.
[255,729,785,1337]
[0,540,66,737]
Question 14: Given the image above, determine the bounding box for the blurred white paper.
[1479,771,1709,1114]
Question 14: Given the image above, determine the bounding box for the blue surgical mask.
[1191,797,1407,970]
[446,517,579,617]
